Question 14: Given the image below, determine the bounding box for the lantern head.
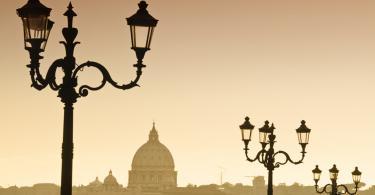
[126,1,158,60]
[352,167,362,185]
[17,0,53,51]
[259,121,274,145]
[296,120,311,152]
[312,165,322,184]
[239,116,255,147]
[329,164,339,181]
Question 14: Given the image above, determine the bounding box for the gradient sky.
[1,0,375,188]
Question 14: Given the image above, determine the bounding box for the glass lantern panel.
[23,16,48,39]
[313,172,321,181]
[22,16,48,48]
[353,175,361,183]
[130,26,153,49]
[241,129,252,141]
[41,20,54,50]
[330,172,338,180]
[146,26,155,48]
[259,132,269,144]
[298,132,310,144]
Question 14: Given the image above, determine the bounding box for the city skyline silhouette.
[1,0,375,191]
[0,125,371,195]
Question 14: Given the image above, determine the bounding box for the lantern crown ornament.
[17,0,51,17]
[240,117,255,130]
[127,1,158,27]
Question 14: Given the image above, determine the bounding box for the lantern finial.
[138,1,148,10]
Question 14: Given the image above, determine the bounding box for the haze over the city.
[1,0,375,188]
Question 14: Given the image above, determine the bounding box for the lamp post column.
[59,4,79,195]
[266,134,276,195]
[267,168,273,195]
[61,103,74,195]
[331,179,338,195]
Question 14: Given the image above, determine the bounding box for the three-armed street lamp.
[239,117,311,195]
[312,165,362,195]
[16,1,158,195]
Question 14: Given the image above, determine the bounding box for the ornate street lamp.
[239,116,255,147]
[239,117,311,195]
[16,1,158,195]
[313,165,362,195]
[127,1,158,61]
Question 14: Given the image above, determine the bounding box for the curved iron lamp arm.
[27,58,64,91]
[72,61,145,97]
[245,148,266,163]
[337,184,359,195]
[315,184,332,194]
[273,150,305,168]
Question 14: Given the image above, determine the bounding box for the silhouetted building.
[252,176,266,195]
[163,187,226,195]
[252,176,265,187]
[104,170,122,191]
[128,123,177,192]
[87,177,103,189]
[81,170,124,194]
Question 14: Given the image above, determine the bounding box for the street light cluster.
[238,117,311,195]
[312,165,362,195]
[238,117,362,195]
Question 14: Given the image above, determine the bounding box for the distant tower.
[128,123,177,192]
[219,166,225,185]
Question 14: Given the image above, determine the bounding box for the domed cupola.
[103,170,119,187]
[131,123,175,170]
[128,123,177,192]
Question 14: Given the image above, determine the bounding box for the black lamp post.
[239,117,311,195]
[16,1,158,195]
[312,165,362,195]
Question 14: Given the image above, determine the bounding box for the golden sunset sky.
[1,0,375,188]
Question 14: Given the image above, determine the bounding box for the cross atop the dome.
[149,122,159,142]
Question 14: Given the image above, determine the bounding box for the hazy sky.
[1,0,375,188]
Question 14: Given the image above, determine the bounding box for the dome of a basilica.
[131,123,175,170]
[103,170,119,186]
[128,123,177,191]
